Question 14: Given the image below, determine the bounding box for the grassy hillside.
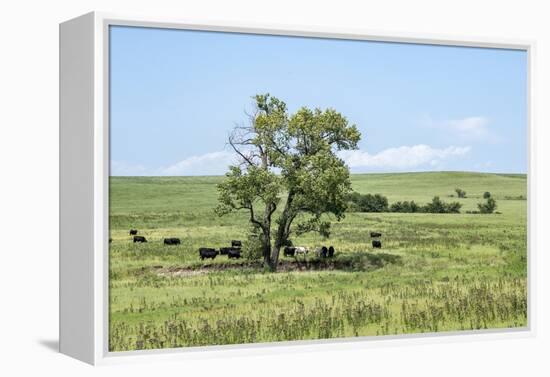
[108,172,527,351]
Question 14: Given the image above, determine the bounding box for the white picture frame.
[59,11,536,365]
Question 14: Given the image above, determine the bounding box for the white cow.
[294,246,309,255]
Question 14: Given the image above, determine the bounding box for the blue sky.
[110,26,527,176]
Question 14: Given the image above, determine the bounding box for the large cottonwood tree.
[215,94,361,271]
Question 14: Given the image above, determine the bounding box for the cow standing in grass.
[328,246,335,257]
[219,247,231,255]
[283,246,296,257]
[227,249,242,259]
[199,248,218,260]
[163,238,180,245]
[295,246,309,255]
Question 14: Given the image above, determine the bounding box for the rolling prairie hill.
[108,171,527,351]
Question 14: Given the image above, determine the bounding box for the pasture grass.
[109,172,527,351]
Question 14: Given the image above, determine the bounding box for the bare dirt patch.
[153,252,401,277]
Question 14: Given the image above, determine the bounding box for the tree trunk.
[261,224,273,270]
[259,149,276,270]
[271,244,282,270]
[270,191,295,269]
[263,243,273,270]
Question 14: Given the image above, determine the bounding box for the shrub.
[347,191,362,204]
[424,196,446,213]
[445,201,462,214]
[478,197,497,214]
[360,194,389,212]
[455,188,467,198]
[390,201,405,213]
[423,196,462,214]
[346,201,361,212]
[390,200,420,213]
[504,195,525,200]
[347,192,389,212]
[242,226,264,260]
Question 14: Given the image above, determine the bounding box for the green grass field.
[109,171,527,351]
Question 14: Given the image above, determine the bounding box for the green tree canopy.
[215,94,361,270]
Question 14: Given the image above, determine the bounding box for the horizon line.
[109,170,528,178]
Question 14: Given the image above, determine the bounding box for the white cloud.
[474,161,494,170]
[445,116,490,141]
[420,115,495,142]
[158,151,236,176]
[111,151,237,176]
[110,160,149,176]
[338,144,471,171]
[113,144,471,176]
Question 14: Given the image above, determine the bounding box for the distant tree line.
[347,193,462,214]
[348,189,499,214]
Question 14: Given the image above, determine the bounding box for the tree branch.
[234,204,265,231]
[228,135,255,167]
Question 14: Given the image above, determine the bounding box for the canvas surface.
[108,25,527,351]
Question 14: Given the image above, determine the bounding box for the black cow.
[219,247,232,255]
[370,232,382,238]
[231,240,242,248]
[372,240,382,248]
[129,229,138,235]
[163,238,181,245]
[321,246,328,258]
[199,247,218,260]
[133,236,147,243]
[227,249,241,259]
[328,246,335,257]
[284,246,296,257]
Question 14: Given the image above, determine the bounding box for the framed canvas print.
[59,12,535,365]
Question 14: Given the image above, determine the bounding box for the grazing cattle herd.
[283,246,307,257]
[283,245,336,258]
[121,230,384,259]
[199,240,243,260]
[312,246,336,258]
